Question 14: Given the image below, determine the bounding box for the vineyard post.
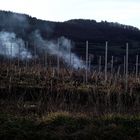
[105,41,108,83]
[86,41,88,83]
[125,43,128,92]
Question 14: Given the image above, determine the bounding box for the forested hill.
[0,10,140,43]
[55,19,140,43]
[0,10,140,60]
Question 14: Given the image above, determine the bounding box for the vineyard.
[0,41,140,115]
[0,10,140,140]
[0,41,140,140]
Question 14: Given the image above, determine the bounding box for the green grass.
[0,112,139,140]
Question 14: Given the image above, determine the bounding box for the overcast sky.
[0,0,140,28]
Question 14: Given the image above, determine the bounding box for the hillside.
[1,10,140,43]
[0,10,140,67]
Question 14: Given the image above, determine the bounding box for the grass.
[0,63,140,139]
[0,112,139,140]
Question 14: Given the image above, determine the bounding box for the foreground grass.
[0,112,140,140]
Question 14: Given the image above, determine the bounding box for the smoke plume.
[0,31,32,59]
[31,30,85,68]
[0,30,85,69]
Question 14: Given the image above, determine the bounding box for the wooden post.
[125,43,128,92]
[105,41,108,83]
[86,41,88,83]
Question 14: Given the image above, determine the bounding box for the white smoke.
[0,31,32,59]
[0,30,85,68]
[32,30,85,69]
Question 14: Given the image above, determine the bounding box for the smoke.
[31,30,85,69]
[0,31,32,59]
[0,30,85,68]
[0,12,85,68]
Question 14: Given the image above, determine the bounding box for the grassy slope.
[0,112,139,140]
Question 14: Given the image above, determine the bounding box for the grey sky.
[0,0,140,28]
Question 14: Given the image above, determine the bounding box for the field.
[0,113,140,140]
[0,60,140,140]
